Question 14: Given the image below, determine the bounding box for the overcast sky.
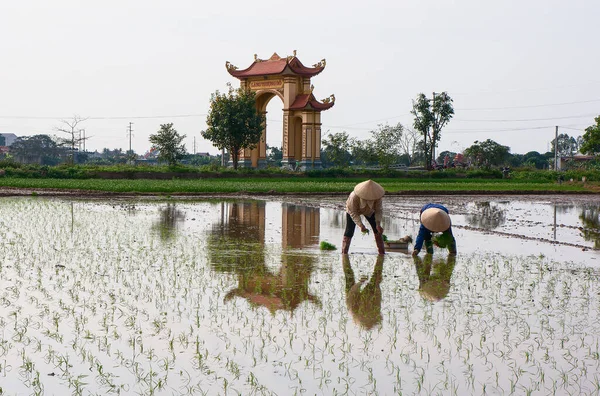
[1,0,599,157]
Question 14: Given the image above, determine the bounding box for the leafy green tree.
[551,133,579,157]
[322,132,353,168]
[411,92,454,169]
[580,116,600,155]
[464,139,510,167]
[436,150,457,167]
[149,123,187,166]
[351,139,378,166]
[267,145,283,167]
[201,84,265,169]
[370,123,404,169]
[10,134,65,165]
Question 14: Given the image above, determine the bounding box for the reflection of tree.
[153,203,185,240]
[224,253,320,313]
[343,255,384,330]
[465,202,506,230]
[579,205,600,249]
[413,254,456,302]
[555,203,575,215]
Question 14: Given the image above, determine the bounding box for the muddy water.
[0,195,599,395]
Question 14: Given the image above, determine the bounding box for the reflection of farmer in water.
[413,203,457,256]
[224,255,320,314]
[342,180,386,255]
[342,255,384,330]
[413,254,456,302]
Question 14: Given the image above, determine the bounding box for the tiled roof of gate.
[289,93,335,111]
[226,52,326,78]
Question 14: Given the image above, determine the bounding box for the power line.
[0,114,207,120]
[453,114,597,123]
[458,98,600,111]
[451,80,600,96]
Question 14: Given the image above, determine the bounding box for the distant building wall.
[0,133,18,146]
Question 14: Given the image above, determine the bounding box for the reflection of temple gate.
[212,201,321,313]
[226,51,335,170]
[282,203,320,248]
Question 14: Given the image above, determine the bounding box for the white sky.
[1,0,599,156]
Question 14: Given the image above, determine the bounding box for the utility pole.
[193,136,196,155]
[554,125,559,171]
[82,129,86,152]
[127,122,134,154]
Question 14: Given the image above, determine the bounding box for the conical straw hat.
[421,208,451,232]
[353,180,385,200]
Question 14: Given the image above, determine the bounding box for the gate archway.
[226,51,335,170]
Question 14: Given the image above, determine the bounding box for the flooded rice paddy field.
[0,195,599,395]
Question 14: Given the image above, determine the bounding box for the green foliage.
[202,84,265,169]
[464,139,511,167]
[322,132,353,168]
[370,123,404,169]
[149,123,187,166]
[319,241,337,251]
[267,145,283,167]
[550,133,580,157]
[10,135,66,165]
[411,92,454,170]
[580,116,600,155]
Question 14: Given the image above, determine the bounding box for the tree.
[201,84,265,169]
[580,116,600,155]
[322,132,353,168]
[266,145,283,167]
[398,127,421,166]
[411,92,454,170]
[351,139,378,166]
[551,133,579,157]
[436,150,457,167]
[463,139,510,167]
[149,123,187,166]
[10,134,65,164]
[370,123,404,169]
[55,115,88,164]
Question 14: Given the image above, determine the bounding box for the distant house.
[557,154,596,170]
[0,133,18,146]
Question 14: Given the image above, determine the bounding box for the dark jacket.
[414,203,456,253]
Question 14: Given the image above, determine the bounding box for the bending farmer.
[412,203,457,256]
[342,180,386,255]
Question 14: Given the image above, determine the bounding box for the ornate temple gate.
[226,51,335,170]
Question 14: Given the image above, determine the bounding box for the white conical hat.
[421,208,451,232]
[353,180,385,200]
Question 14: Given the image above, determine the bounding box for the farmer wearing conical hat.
[342,180,386,255]
[412,203,457,256]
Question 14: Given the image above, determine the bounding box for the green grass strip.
[0,177,588,194]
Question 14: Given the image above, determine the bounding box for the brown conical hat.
[353,180,385,200]
[421,208,451,232]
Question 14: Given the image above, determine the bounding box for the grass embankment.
[0,177,591,194]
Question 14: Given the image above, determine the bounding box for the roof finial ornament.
[310,84,314,93]
[322,94,335,104]
[312,58,326,68]
[254,53,258,61]
[225,61,238,71]
[293,49,297,56]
